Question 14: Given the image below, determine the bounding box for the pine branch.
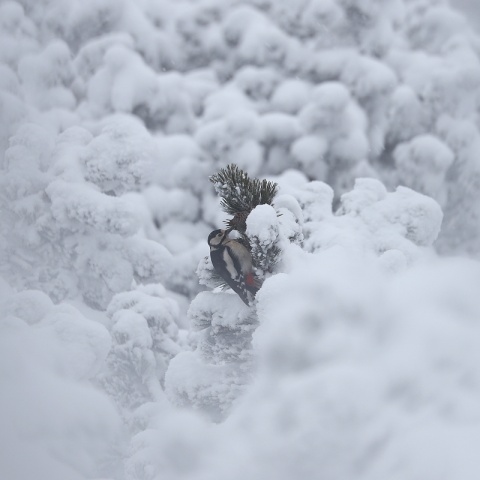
[209,164,278,217]
[208,164,282,284]
[248,218,281,281]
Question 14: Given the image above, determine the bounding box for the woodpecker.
[207,229,259,306]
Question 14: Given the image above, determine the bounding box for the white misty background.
[1,0,480,479]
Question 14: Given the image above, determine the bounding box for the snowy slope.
[2,0,480,479]
[452,0,480,30]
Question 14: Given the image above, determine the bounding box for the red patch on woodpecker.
[245,273,255,287]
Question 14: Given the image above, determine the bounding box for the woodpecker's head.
[208,229,229,249]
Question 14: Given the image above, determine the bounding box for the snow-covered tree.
[166,165,288,419]
[99,284,183,422]
[3,0,480,479]
[0,115,174,308]
[0,284,121,480]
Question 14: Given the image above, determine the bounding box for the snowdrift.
[2,0,480,479]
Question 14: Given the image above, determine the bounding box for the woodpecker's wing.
[224,244,258,301]
[209,248,245,304]
[224,244,244,277]
[224,242,260,293]
[209,245,252,306]
[209,235,260,306]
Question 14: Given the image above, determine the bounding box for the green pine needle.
[209,164,278,216]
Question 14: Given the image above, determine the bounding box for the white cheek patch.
[210,235,222,246]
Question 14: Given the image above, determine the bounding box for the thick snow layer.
[0,287,120,480]
[2,0,480,479]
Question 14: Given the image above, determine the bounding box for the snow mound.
[166,292,257,421]
[0,287,120,480]
[2,0,480,479]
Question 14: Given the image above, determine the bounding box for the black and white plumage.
[207,229,259,306]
